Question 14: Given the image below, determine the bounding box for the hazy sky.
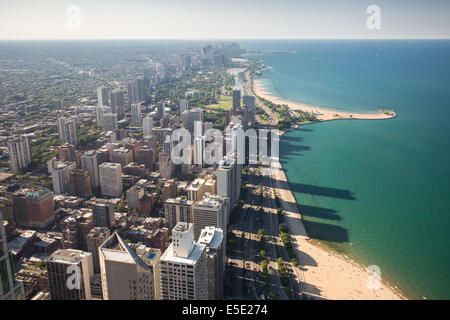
[0,0,449,40]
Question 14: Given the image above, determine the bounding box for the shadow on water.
[298,204,342,221]
[302,220,349,243]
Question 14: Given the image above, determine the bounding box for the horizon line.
[1,37,450,41]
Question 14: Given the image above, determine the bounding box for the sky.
[0,0,449,40]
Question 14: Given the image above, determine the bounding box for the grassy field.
[205,95,233,110]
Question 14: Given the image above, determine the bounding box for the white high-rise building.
[143,115,153,137]
[198,226,225,300]
[97,86,109,106]
[99,162,123,197]
[81,151,100,188]
[217,156,237,213]
[194,136,205,167]
[160,223,207,300]
[7,135,31,173]
[99,233,158,300]
[180,99,188,116]
[131,103,142,127]
[51,162,75,195]
[193,193,226,240]
[57,117,78,146]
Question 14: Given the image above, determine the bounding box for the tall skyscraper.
[102,113,118,132]
[46,249,93,300]
[232,89,241,115]
[135,76,148,103]
[142,115,153,137]
[81,151,100,188]
[156,101,165,119]
[179,99,188,116]
[158,153,173,179]
[109,89,125,118]
[7,135,31,173]
[97,86,109,106]
[198,226,225,300]
[243,95,256,124]
[127,81,138,107]
[160,223,207,300]
[51,162,75,195]
[193,193,226,240]
[217,156,237,214]
[57,117,78,146]
[99,233,157,300]
[99,162,123,197]
[131,103,142,127]
[1,213,24,300]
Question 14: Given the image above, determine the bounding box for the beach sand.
[254,79,396,121]
[271,147,404,300]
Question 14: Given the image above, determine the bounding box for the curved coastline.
[251,73,406,299]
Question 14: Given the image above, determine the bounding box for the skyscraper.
[57,117,78,146]
[131,103,142,127]
[179,100,188,116]
[46,249,93,300]
[164,197,194,230]
[193,193,226,240]
[97,86,109,106]
[99,162,123,197]
[243,95,256,124]
[232,89,241,115]
[99,233,157,300]
[109,89,125,118]
[91,200,115,230]
[7,135,31,173]
[0,213,24,300]
[81,151,100,188]
[103,113,118,132]
[142,115,153,138]
[160,223,207,300]
[198,226,224,299]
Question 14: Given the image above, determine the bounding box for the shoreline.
[250,72,406,299]
[253,78,397,121]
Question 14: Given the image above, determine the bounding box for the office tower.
[194,136,205,167]
[164,198,194,230]
[126,184,145,210]
[68,169,92,197]
[99,233,156,300]
[97,86,109,106]
[46,249,93,300]
[111,148,133,168]
[217,156,238,210]
[99,162,123,197]
[86,227,110,274]
[0,213,24,300]
[57,117,78,146]
[156,101,165,119]
[243,95,256,124]
[91,200,115,229]
[7,135,31,173]
[81,151,100,188]
[51,162,74,195]
[232,89,241,115]
[143,115,153,137]
[135,76,148,102]
[181,108,204,132]
[58,144,76,162]
[12,188,55,229]
[160,223,207,300]
[131,103,142,127]
[109,89,125,118]
[193,193,226,240]
[103,113,118,132]
[198,226,224,299]
[212,54,225,67]
[186,178,207,203]
[158,153,173,179]
[179,100,188,116]
[127,81,137,106]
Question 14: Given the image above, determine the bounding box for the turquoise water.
[242,40,450,299]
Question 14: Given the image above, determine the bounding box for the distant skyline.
[1,0,450,40]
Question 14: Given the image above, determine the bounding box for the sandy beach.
[254,78,396,121]
[270,160,404,300]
